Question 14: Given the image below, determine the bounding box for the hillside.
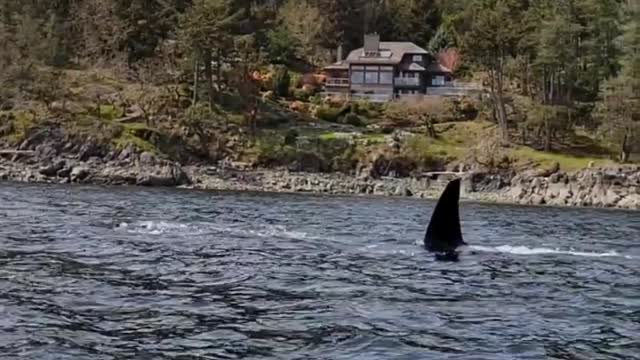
[0,67,618,176]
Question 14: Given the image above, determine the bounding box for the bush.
[342,112,365,127]
[315,105,343,122]
[283,129,299,146]
[308,95,323,105]
[271,66,291,97]
[292,88,310,101]
[351,99,381,119]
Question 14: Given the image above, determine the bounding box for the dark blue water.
[1,183,639,359]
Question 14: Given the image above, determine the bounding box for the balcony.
[325,78,350,87]
[394,77,420,87]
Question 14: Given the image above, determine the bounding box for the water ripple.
[1,183,639,359]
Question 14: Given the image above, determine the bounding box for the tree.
[278,0,322,65]
[460,0,530,141]
[596,0,640,162]
[179,0,243,109]
[266,26,299,64]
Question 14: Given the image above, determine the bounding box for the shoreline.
[2,156,640,210]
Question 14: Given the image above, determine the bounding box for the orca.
[424,178,467,262]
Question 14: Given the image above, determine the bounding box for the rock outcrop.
[2,147,640,209]
[506,166,640,209]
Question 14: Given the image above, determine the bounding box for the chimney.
[364,33,380,56]
[336,44,343,63]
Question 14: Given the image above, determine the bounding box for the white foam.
[116,221,315,240]
[469,245,631,259]
[117,221,199,235]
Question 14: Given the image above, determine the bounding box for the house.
[322,34,456,102]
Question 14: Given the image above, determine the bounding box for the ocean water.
[1,183,639,359]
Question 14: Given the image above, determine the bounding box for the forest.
[0,0,638,171]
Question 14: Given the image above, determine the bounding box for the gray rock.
[139,152,156,165]
[70,167,90,182]
[39,160,66,177]
[57,167,72,178]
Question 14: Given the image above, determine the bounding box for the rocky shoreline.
[2,150,640,209]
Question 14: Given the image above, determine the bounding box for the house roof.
[345,42,429,65]
[426,63,452,73]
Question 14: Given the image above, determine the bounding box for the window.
[379,71,393,84]
[365,65,379,71]
[412,55,423,62]
[352,65,365,70]
[351,71,364,84]
[365,71,379,84]
[432,75,445,86]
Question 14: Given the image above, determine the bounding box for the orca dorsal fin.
[424,178,466,252]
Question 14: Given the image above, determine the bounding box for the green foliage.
[292,88,310,101]
[428,25,453,54]
[342,113,365,127]
[266,27,299,64]
[315,105,344,122]
[272,66,291,97]
[283,129,299,146]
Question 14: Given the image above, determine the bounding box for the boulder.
[136,164,191,187]
[70,167,90,182]
[39,160,66,177]
[139,152,157,165]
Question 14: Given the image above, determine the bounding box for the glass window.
[432,75,445,86]
[365,71,379,84]
[352,65,365,70]
[365,65,379,71]
[351,71,364,84]
[380,66,393,71]
[379,72,393,84]
[412,55,423,62]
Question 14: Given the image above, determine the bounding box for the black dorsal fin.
[424,178,466,252]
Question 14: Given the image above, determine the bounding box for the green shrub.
[272,65,291,97]
[351,99,381,119]
[309,95,323,105]
[292,88,310,101]
[315,105,343,122]
[283,129,299,146]
[342,112,365,127]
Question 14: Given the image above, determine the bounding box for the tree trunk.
[192,56,199,106]
[621,131,631,163]
[491,63,509,142]
[216,48,223,101]
[544,115,551,151]
[202,49,215,110]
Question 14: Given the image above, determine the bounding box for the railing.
[325,78,350,87]
[426,82,485,97]
[394,77,420,86]
[351,93,394,102]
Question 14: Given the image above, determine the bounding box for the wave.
[116,221,196,235]
[469,245,633,259]
[115,220,313,240]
